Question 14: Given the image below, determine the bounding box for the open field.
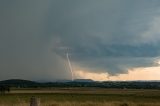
[0,88,160,106]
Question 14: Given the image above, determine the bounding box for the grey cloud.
[0,0,71,81]
[1,0,160,80]
[52,0,160,75]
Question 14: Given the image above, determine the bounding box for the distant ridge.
[0,79,37,84]
[55,79,94,83]
[0,79,38,87]
[0,79,160,89]
[73,79,94,82]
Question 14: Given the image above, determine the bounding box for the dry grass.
[0,101,160,106]
[0,88,160,106]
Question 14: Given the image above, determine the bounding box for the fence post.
[30,96,40,106]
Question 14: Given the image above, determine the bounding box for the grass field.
[0,88,160,106]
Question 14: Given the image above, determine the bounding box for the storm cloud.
[1,0,160,81]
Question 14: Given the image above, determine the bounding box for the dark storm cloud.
[52,0,160,74]
[0,0,71,81]
[1,0,160,80]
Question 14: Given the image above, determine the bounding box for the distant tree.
[0,86,10,94]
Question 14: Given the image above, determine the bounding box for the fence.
[30,97,40,106]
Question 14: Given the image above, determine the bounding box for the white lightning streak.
[66,53,74,81]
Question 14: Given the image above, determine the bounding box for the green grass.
[0,88,160,106]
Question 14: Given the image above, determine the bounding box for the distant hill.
[0,79,39,87]
[0,79,160,89]
[54,79,94,83]
[74,79,94,82]
[55,79,72,83]
[0,79,36,84]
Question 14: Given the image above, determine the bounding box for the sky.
[1,0,160,81]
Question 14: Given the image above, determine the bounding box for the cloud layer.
[1,0,160,80]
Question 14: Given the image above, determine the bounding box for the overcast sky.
[1,0,160,81]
